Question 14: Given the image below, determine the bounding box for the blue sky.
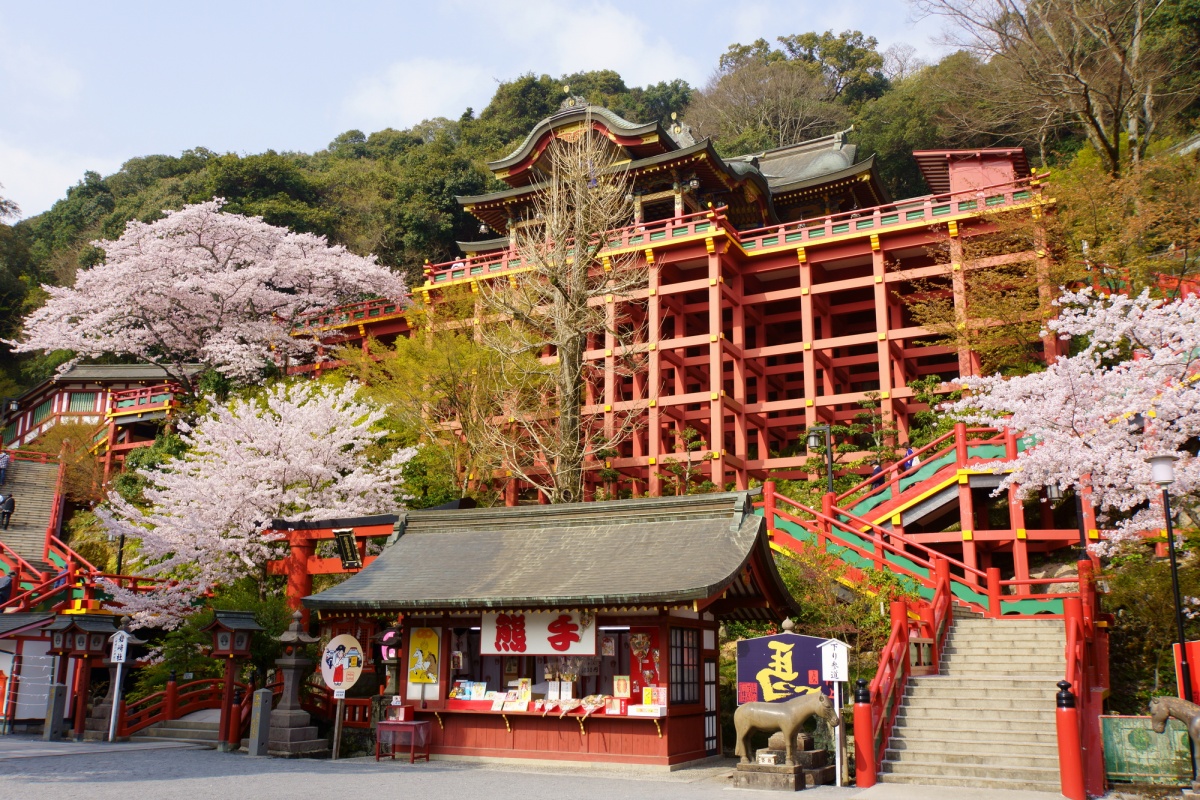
[0,1,948,218]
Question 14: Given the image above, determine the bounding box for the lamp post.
[806,424,835,494]
[1045,485,1089,555]
[1147,454,1193,705]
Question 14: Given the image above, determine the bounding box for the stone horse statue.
[735,691,840,766]
[1150,695,1200,790]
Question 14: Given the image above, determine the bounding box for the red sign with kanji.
[481,611,596,655]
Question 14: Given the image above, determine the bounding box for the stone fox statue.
[1150,695,1200,790]
[735,691,840,766]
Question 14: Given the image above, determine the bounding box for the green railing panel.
[807,228,825,239]
[785,232,804,243]
[881,214,899,224]
[695,222,711,233]
[1103,716,1189,786]
[832,223,850,234]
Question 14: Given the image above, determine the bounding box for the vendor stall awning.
[303,490,798,620]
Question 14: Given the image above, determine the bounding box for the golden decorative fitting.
[604,404,612,412]
[878,333,886,340]
[710,335,718,342]
[648,457,656,465]
[951,262,961,271]
[875,275,883,284]
[801,287,809,296]
[709,278,717,286]
[644,248,655,264]
[1016,528,1027,540]
[803,342,811,350]
[605,294,614,303]
[805,399,813,407]
[648,399,656,407]
[948,221,959,238]
[870,234,880,251]
[705,237,715,254]
[711,452,720,460]
[1089,529,1100,540]
[605,349,612,356]
[648,289,656,296]
[602,255,612,271]
[881,390,890,399]
[796,247,806,263]
[710,392,719,401]
[892,515,902,526]
[648,343,656,351]
[962,530,973,541]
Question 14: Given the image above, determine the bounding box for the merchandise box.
[627,704,666,718]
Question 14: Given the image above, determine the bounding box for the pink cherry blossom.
[98,381,416,627]
[8,200,407,386]
[948,288,1200,554]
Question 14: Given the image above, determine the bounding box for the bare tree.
[687,60,847,151]
[914,0,1200,175]
[475,118,644,503]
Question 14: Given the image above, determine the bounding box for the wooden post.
[71,657,88,741]
[332,698,345,761]
[1055,680,1086,800]
[763,481,776,537]
[853,679,875,787]
[165,674,178,721]
[986,567,1002,618]
[217,656,237,752]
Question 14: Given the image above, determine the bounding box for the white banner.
[481,611,596,656]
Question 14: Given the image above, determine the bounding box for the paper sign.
[481,611,596,656]
[334,689,346,700]
[109,631,129,664]
[820,639,849,683]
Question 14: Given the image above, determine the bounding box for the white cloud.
[342,58,492,130]
[0,138,120,219]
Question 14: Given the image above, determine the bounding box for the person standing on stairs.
[0,450,9,486]
[901,443,919,472]
[0,493,14,529]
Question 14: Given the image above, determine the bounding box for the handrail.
[738,173,1046,244]
[0,539,46,584]
[836,429,959,504]
[2,448,54,464]
[40,457,69,563]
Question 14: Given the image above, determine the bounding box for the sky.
[0,0,949,219]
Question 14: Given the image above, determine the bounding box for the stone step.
[888,735,1059,753]
[157,719,221,732]
[904,683,1054,698]
[133,735,218,747]
[134,724,220,741]
[898,705,1056,721]
[879,771,1061,792]
[894,712,1056,730]
[885,747,1061,768]
[889,728,1060,746]
[900,697,1053,712]
[943,640,1064,652]
[941,667,1065,677]
[883,758,1060,782]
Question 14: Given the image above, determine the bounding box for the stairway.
[881,614,1065,792]
[131,709,221,747]
[0,459,62,573]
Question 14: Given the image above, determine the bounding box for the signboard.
[481,611,596,656]
[110,631,129,664]
[320,634,365,691]
[819,639,849,683]
[736,632,832,704]
[408,627,440,684]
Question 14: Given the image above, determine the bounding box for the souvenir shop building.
[303,489,798,767]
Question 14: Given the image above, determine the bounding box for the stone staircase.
[0,459,62,573]
[131,709,221,747]
[881,614,1065,792]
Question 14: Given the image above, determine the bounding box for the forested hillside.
[1,6,1198,396]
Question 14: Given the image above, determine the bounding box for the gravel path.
[0,741,865,800]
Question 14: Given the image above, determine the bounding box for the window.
[669,627,699,704]
[69,392,96,412]
[32,399,52,425]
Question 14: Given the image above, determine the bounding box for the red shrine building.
[298,99,1074,581]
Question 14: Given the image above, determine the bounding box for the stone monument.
[267,611,328,757]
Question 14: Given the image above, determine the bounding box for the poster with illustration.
[408,627,441,684]
[320,634,365,691]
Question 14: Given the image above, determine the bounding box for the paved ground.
[0,737,862,800]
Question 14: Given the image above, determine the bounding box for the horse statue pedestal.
[731,692,841,793]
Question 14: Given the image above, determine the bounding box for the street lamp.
[806,425,835,494]
[1045,484,1090,555]
[1146,454,1193,705]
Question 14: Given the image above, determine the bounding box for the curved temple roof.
[304,490,799,621]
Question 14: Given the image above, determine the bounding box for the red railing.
[301,683,373,729]
[738,173,1045,252]
[0,539,46,585]
[3,448,54,464]
[120,678,227,736]
[295,297,408,331]
[107,384,179,414]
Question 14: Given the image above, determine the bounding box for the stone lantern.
[267,611,328,757]
[202,611,263,752]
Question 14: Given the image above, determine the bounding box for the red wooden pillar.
[986,567,1002,618]
[283,533,315,618]
[763,481,776,537]
[707,248,726,490]
[217,656,237,752]
[71,657,88,741]
[647,257,662,497]
[853,679,876,787]
[165,675,178,721]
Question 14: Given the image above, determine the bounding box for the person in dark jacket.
[0,494,14,529]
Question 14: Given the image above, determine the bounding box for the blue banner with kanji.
[735,632,832,704]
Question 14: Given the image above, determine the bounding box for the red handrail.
[0,540,46,584]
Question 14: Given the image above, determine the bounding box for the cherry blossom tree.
[949,288,1200,552]
[8,200,407,391]
[98,380,416,627]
